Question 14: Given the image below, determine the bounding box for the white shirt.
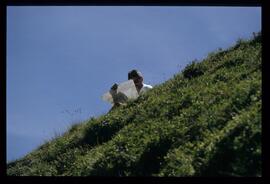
[139,83,153,94]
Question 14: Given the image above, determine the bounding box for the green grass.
[7,32,261,176]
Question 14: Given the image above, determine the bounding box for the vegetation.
[7,32,261,176]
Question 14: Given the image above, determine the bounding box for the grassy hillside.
[7,33,261,176]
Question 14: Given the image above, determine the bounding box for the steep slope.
[7,33,261,176]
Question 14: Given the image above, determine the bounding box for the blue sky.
[7,6,261,162]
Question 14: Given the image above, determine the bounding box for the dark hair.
[128,70,143,80]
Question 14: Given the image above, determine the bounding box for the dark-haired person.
[109,69,153,111]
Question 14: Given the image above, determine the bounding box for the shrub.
[183,60,205,79]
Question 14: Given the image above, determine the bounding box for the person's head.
[128,69,143,89]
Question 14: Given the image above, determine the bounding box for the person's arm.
[110,83,121,106]
[109,83,129,113]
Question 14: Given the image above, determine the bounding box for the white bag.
[102,80,139,104]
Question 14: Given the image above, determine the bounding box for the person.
[109,69,153,111]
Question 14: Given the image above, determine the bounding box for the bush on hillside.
[183,60,205,79]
